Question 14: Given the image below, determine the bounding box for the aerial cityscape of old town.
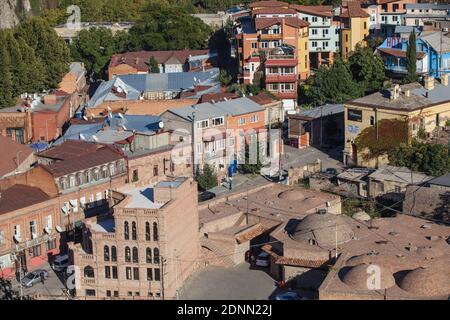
[0,0,449,304]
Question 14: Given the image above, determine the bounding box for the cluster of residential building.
[0,0,449,301]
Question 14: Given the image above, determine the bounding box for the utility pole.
[335,222,338,259]
[174,250,179,300]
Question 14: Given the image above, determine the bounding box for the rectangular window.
[0,230,4,245]
[31,245,41,257]
[80,197,86,210]
[197,120,209,129]
[153,165,158,177]
[105,266,111,279]
[347,109,363,122]
[85,290,96,297]
[251,42,257,49]
[114,291,119,297]
[29,220,37,239]
[106,290,111,297]
[312,17,317,22]
[14,225,21,241]
[71,199,78,213]
[45,215,52,231]
[112,266,118,279]
[154,268,161,281]
[147,268,153,281]
[250,115,258,123]
[238,118,246,126]
[133,267,140,280]
[211,117,224,126]
[96,193,102,206]
[47,239,56,251]
[126,267,132,280]
[312,29,318,35]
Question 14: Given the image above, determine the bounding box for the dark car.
[198,191,216,202]
[325,168,338,175]
[21,269,49,288]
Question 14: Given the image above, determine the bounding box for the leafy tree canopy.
[348,44,385,94]
[196,164,218,191]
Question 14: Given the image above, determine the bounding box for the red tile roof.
[289,5,333,17]
[255,17,309,30]
[0,184,51,214]
[252,7,297,16]
[249,1,290,8]
[200,92,239,103]
[262,244,330,269]
[248,92,279,105]
[109,50,210,72]
[38,140,124,178]
[340,2,370,18]
[0,136,34,177]
[377,48,426,59]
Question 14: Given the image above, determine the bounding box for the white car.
[255,252,270,267]
[52,254,69,272]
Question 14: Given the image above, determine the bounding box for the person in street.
[40,273,45,285]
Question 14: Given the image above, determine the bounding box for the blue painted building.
[376,31,450,78]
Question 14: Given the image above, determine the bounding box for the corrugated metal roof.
[297,104,344,119]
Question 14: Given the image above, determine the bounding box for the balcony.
[259,33,282,40]
[268,91,297,100]
[13,233,56,253]
[265,74,297,83]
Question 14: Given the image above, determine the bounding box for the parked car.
[198,191,216,202]
[325,168,338,175]
[21,270,48,288]
[255,252,270,267]
[275,292,310,300]
[52,254,69,272]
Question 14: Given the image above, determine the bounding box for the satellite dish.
[118,113,124,119]
[44,227,51,234]
[107,106,112,111]
[61,206,68,214]
[83,116,88,121]
[92,135,99,142]
[121,125,127,131]
[224,97,228,101]
[79,134,86,140]
[56,225,64,233]
[159,121,164,129]
[69,199,77,207]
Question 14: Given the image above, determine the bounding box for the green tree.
[70,27,125,79]
[127,2,212,51]
[218,69,232,87]
[15,17,71,88]
[0,33,15,108]
[240,142,263,175]
[389,140,450,176]
[348,44,385,94]
[307,54,361,104]
[196,164,218,191]
[404,30,417,84]
[148,56,160,73]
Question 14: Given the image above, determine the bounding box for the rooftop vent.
[317,209,327,215]
[424,75,435,91]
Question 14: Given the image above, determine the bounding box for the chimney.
[44,94,57,105]
[424,75,434,91]
[405,90,410,97]
[440,74,448,86]
[390,84,400,100]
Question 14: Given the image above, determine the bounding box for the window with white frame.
[89,194,95,208]
[212,117,224,126]
[71,199,78,213]
[197,120,209,129]
[312,41,318,47]
[14,225,21,241]
[0,230,4,245]
[45,215,52,231]
[260,42,269,48]
[312,17,318,22]
[69,175,76,188]
[215,139,225,150]
[228,136,235,147]
[80,197,86,210]
[268,83,279,91]
[30,220,37,239]
[196,142,202,154]
[312,29,318,35]
[251,42,257,49]
[96,192,103,206]
[280,83,294,92]
[250,115,259,123]
[238,118,246,126]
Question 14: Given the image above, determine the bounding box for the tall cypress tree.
[404,30,417,84]
[0,33,15,108]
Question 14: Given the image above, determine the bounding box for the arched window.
[93,168,100,181]
[69,175,76,188]
[111,246,117,262]
[109,163,116,176]
[104,245,110,262]
[153,222,158,241]
[84,266,95,278]
[124,221,129,240]
[146,248,152,263]
[153,248,160,264]
[132,222,137,240]
[85,170,91,183]
[76,173,84,186]
[116,160,124,173]
[146,222,151,241]
[59,178,67,190]
[132,247,139,263]
[125,246,131,262]
[102,166,109,179]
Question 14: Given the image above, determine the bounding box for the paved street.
[179,263,277,300]
[10,263,68,299]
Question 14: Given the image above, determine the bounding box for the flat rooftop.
[117,186,164,209]
[90,218,115,233]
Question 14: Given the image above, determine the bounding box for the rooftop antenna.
[118,113,124,119]
[79,133,86,140]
